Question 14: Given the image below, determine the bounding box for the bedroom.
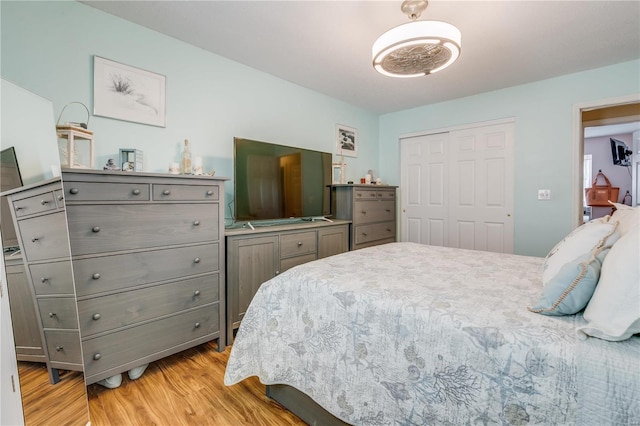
[1,1,639,425]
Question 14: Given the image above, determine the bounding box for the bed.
[224,239,639,425]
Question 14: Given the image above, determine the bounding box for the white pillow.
[607,201,640,236]
[542,219,619,284]
[577,224,640,341]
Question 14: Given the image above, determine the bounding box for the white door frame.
[571,94,640,229]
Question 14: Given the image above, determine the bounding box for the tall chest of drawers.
[332,184,398,250]
[4,178,82,383]
[62,169,226,385]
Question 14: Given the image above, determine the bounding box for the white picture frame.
[93,56,166,127]
[336,124,357,157]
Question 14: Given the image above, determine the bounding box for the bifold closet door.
[400,121,514,253]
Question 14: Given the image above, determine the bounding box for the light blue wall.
[379,60,640,256]
[0,1,379,222]
[2,1,638,255]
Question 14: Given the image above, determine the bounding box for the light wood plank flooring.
[18,341,306,426]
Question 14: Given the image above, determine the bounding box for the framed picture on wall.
[93,56,166,127]
[336,124,357,157]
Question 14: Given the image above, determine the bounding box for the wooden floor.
[18,341,306,426]
[17,363,87,426]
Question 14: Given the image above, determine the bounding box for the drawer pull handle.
[194,257,201,264]
[92,313,101,321]
[132,189,141,195]
[41,277,49,283]
[15,206,23,211]
[31,237,39,242]
[194,322,201,329]
[92,273,101,280]
[206,190,213,196]
[362,232,368,237]
[93,353,101,361]
[56,346,64,352]
[387,228,392,232]
[69,188,79,195]
[58,195,64,201]
[193,220,200,226]
[163,189,171,195]
[41,200,49,205]
[48,312,57,318]
[361,210,367,215]
[386,209,391,212]
[92,226,101,233]
[194,290,201,296]
[297,241,303,247]
[370,193,376,197]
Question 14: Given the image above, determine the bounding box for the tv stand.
[225,219,350,345]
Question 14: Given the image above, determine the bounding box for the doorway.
[574,98,640,226]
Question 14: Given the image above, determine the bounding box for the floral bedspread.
[224,242,639,425]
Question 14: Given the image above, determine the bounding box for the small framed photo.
[119,148,144,172]
[336,124,357,157]
[94,56,166,127]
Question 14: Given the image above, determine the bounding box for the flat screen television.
[233,137,333,222]
[610,138,632,167]
[0,147,24,250]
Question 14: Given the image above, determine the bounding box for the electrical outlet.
[538,189,551,200]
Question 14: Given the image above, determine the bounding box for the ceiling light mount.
[372,0,461,78]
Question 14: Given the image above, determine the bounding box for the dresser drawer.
[38,298,79,329]
[280,253,316,273]
[354,221,396,245]
[353,189,379,200]
[66,204,218,255]
[353,200,396,224]
[152,184,219,202]
[45,330,82,364]
[73,243,219,297]
[12,191,57,218]
[83,304,219,379]
[280,231,316,258]
[29,260,74,295]
[376,189,396,200]
[64,181,150,202]
[19,211,71,262]
[77,274,219,337]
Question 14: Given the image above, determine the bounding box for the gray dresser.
[62,169,227,385]
[4,253,46,363]
[332,184,398,250]
[225,221,349,344]
[4,178,82,383]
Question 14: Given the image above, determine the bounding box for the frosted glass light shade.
[372,20,461,78]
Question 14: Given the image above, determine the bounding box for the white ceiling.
[81,1,640,115]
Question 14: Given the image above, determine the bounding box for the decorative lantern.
[56,102,94,169]
[57,125,94,169]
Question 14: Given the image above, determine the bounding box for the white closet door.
[400,121,514,253]
[449,123,514,253]
[400,132,449,246]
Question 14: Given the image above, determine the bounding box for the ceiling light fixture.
[372,0,461,78]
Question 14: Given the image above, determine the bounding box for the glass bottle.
[181,139,192,174]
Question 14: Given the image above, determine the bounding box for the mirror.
[1,78,90,425]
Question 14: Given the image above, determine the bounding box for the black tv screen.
[610,138,631,167]
[233,137,332,222]
[0,147,24,249]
